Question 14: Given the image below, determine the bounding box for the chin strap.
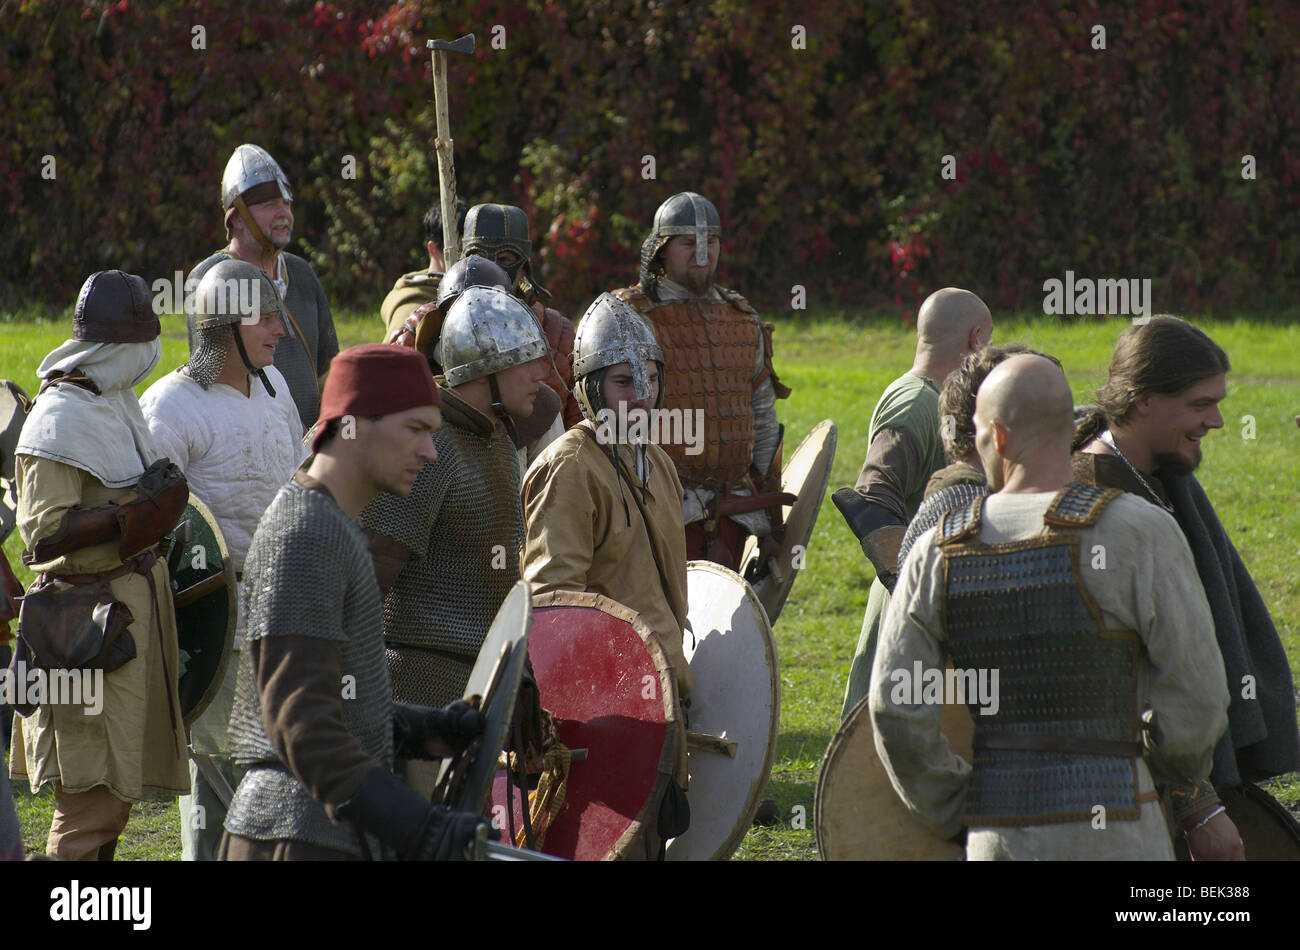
[487,374,518,443]
[231,327,276,397]
[231,195,278,253]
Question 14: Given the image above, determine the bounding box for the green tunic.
[840,373,945,720]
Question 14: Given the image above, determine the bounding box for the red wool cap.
[313,343,441,452]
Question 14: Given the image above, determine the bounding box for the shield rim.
[739,419,837,624]
[528,589,679,860]
[668,560,780,861]
[176,493,237,728]
[436,580,532,813]
[815,692,970,861]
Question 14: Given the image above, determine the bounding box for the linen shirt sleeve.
[868,528,969,840]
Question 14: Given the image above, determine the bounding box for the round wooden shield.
[665,561,780,861]
[739,419,837,625]
[430,580,532,812]
[491,590,677,860]
[816,692,974,860]
[170,494,237,727]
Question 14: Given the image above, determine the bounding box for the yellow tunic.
[9,455,189,802]
[521,423,695,697]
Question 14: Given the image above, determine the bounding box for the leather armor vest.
[936,483,1144,827]
[614,287,760,489]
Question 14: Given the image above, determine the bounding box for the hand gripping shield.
[489,590,678,860]
[665,562,780,861]
[738,420,837,625]
[815,692,974,860]
[430,581,532,814]
[166,494,237,726]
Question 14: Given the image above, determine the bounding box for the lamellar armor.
[935,483,1145,827]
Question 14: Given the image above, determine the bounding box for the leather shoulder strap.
[1042,482,1123,528]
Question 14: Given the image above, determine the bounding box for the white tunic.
[140,366,306,573]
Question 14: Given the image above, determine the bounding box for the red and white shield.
[491,590,679,860]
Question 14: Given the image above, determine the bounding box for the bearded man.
[871,354,1230,860]
[836,288,992,718]
[188,143,338,430]
[10,271,190,860]
[1072,315,1300,859]
[361,286,551,708]
[220,344,490,861]
[613,192,791,574]
[141,259,307,861]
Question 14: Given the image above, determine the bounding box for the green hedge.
[2,1,1295,319]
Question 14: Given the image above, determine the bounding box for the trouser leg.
[47,783,132,862]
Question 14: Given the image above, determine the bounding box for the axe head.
[427,33,475,55]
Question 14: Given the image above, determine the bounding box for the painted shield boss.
[431,580,532,813]
[739,420,837,625]
[665,561,780,861]
[168,494,237,727]
[815,692,974,860]
[491,590,678,860]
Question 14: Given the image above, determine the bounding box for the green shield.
[167,494,237,727]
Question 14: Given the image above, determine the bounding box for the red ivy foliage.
[1,0,1296,321]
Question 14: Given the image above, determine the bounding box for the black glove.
[392,700,486,759]
[335,766,496,861]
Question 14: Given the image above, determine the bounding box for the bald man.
[837,288,993,718]
[868,355,1230,860]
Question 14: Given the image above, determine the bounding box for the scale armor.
[613,286,761,490]
[935,483,1143,827]
[224,479,395,857]
[360,395,524,708]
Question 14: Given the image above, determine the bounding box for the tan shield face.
[169,494,237,728]
[666,561,780,861]
[427,581,531,810]
[816,693,974,861]
[739,419,837,625]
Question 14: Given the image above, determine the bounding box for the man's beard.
[678,266,715,297]
[1153,448,1200,478]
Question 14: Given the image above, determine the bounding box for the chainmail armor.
[898,480,990,570]
[936,484,1143,827]
[359,389,523,707]
[224,477,394,857]
[186,323,234,390]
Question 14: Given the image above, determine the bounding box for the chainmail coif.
[186,323,234,389]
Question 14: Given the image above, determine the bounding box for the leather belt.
[974,732,1142,758]
[47,550,158,586]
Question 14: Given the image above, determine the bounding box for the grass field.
[4,306,1300,860]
